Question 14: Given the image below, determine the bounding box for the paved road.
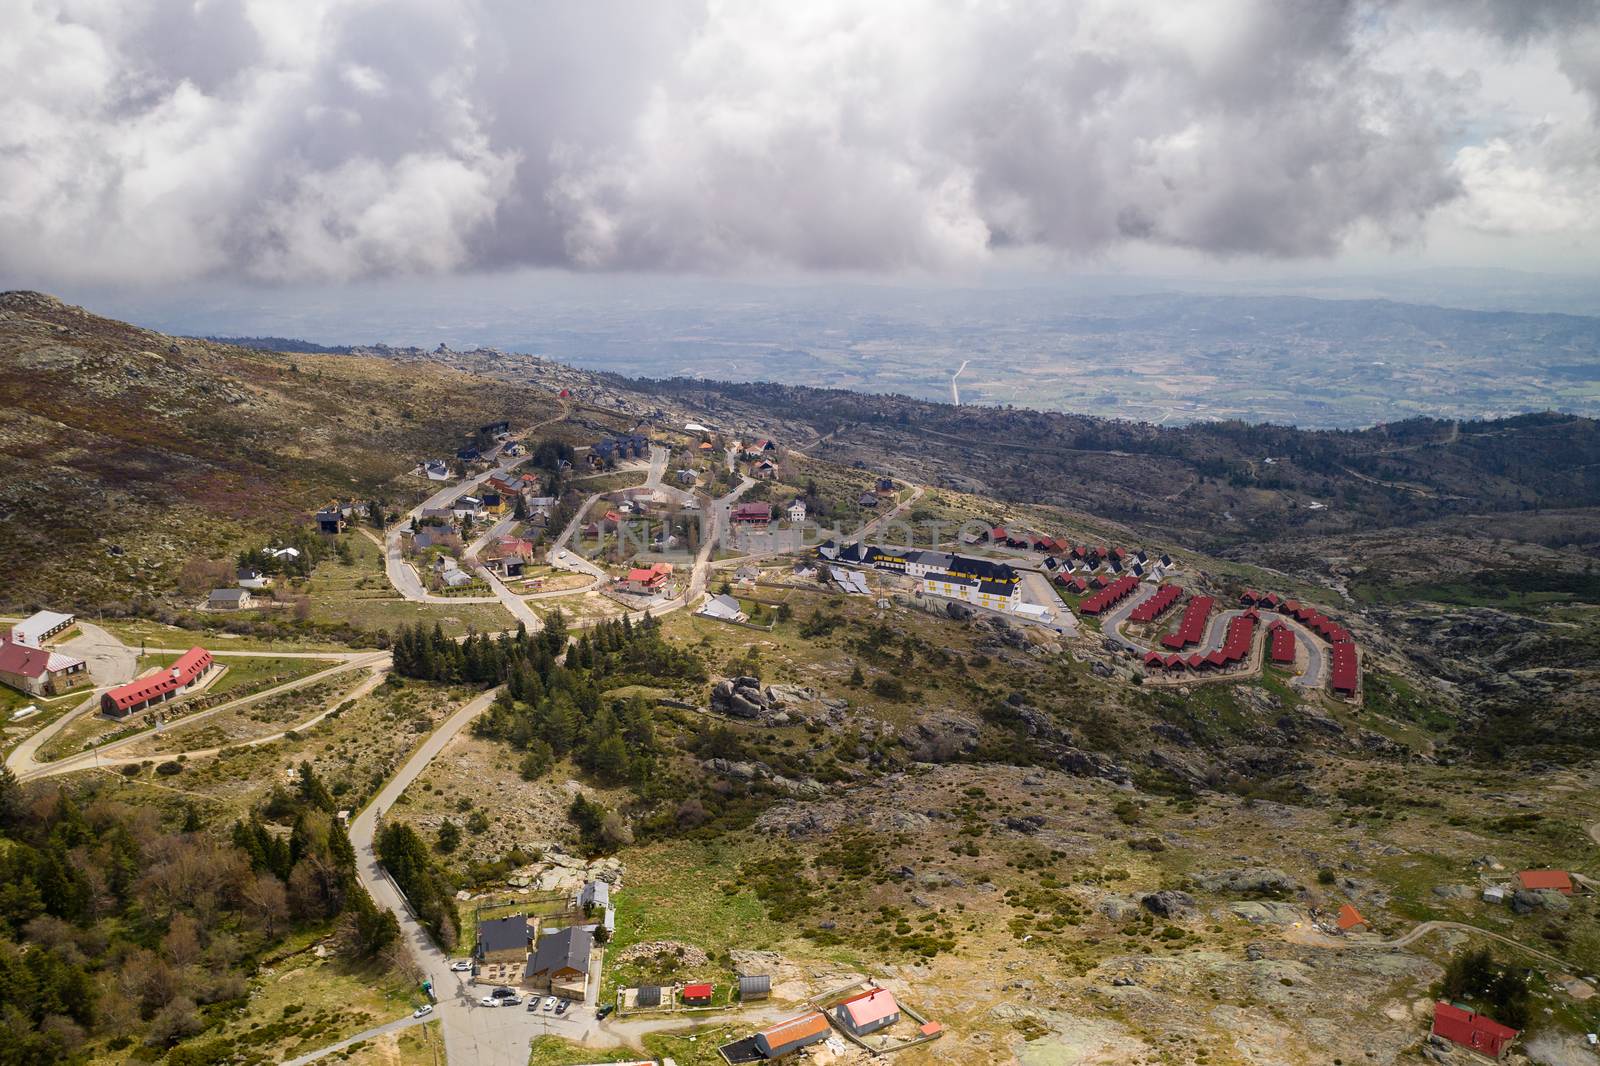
[1017,570,1077,633]
[347,687,611,1065]
[10,652,389,780]
[58,621,139,686]
[280,1007,434,1066]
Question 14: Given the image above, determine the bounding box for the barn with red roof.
[1431,1002,1518,1059]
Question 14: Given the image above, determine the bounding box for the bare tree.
[242,872,289,939]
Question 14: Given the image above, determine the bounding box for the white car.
[478,996,499,1007]
[412,1004,433,1018]
[450,960,472,972]
[542,996,558,1012]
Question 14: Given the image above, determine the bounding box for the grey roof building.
[635,985,663,1007]
[475,914,531,958]
[738,974,771,1000]
[525,924,593,981]
[578,880,611,909]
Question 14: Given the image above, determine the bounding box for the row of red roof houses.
[1244,590,1360,697]
[1144,612,1258,675]
[1161,595,1215,649]
[1077,575,1140,616]
[980,529,1156,566]
[1057,572,1130,594]
[1128,584,1183,623]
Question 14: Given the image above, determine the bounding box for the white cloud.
[0,0,1594,286]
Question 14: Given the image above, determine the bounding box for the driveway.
[57,621,139,686]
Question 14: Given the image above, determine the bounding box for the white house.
[237,568,272,590]
[424,459,451,481]
[787,499,806,523]
[10,610,74,647]
[698,594,745,622]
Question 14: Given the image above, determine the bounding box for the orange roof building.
[755,1011,831,1058]
[1335,904,1366,932]
[1516,869,1573,894]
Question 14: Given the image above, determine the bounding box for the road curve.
[10,653,389,781]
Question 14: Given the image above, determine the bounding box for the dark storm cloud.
[0,0,1592,285]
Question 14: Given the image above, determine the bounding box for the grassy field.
[100,617,358,653]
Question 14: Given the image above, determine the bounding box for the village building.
[474,914,533,985]
[857,491,880,508]
[208,588,255,611]
[622,562,674,595]
[10,610,74,647]
[440,568,475,589]
[1431,1002,1518,1060]
[1335,904,1367,933]
[754,1012,831,1059]
[730,502,773,526]
[787,499,806,523]
[738,975,771,1001]
[524,925,593,999]
[920,554,1023,613]
[1330,641,1360,697]
[236,567,272,590]
[0,639,88,696]
[424,459,451,481]
[681,982,714,1006]
[315,507,348,534]
[101,647,214,718]
[634,985,664,1008]
[834,987,901,1037]
[698,594,746,622]
[1516,869,1573,894]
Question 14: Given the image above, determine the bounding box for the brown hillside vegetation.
[0,291,555,608]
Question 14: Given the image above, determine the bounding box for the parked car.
[554,1000,570,1016]
[492,987,515,999]
[526,999,540,1012]
[503,995,523,1006]
[596,1005,614,1020]
[542,996,558,1012]
[478,996,499,1007]
[412,1004,433,1019]
[450,960,472,972]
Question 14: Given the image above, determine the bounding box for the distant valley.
[202,287,1600,430]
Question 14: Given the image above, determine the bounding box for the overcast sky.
[3,0,1598,299]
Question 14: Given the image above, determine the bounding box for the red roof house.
[1330,642,1360,696]
[731,503,773,525]
[834,987,901,1036]
[1431,1002,1518,1060]
[0,639,88,696]
[1516,869,1573,894]
[681,982,714,1005]
[101,647,214,718]
[1269,626,1296,664]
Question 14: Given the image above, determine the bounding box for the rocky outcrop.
[711,676,847,724]
[1511,888,1571,915]
[1141,890,1197,918]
